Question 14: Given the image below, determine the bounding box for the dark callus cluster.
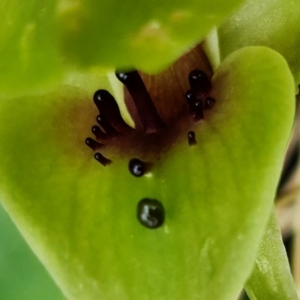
[85,89,131,166]
[85,69,215,165]
[85,68,216,229]
[85,71,167,166]
[185,70,215,121]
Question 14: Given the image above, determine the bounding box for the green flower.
[0,0,299,299]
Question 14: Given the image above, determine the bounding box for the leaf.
[245,209,298,300]
[0,0,244,97]
[218,0,300,86]
[0,46,295,299]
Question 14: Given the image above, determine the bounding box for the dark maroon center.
[85,69,215,167]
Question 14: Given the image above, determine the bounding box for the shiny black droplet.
[96,115,118,136]
[188,70,211,93]
[185,90,204,121]
[137,199,165,229]
[188,131,196,146]
[115,71,135,85]
[85,138,103,151]
[92,126,108,140]
[193,100,204,121]
[129,158,146,177]
[204,97,216,109]
[93,90,131,132]
[185,90,195,112]
[94,152,112,166]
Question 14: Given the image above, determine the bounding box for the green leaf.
[0,46,295,299]
[245,209,298,300]
[218,0,300,86]
[0,0,245,97]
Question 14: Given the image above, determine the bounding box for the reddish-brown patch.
[83,44,216,164]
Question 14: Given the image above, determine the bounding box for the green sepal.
[245,209,298,300]
[0,0,244,97]
[218,0,300,86]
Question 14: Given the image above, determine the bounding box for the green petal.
[245,209,298,300]
[0,0,62,96]
[57,0,244,73]
[0,0,244,97]
[0,46,295,299]
[218,0,300,86]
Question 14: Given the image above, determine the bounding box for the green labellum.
[0,46,295,299]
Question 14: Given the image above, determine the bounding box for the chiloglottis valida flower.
[0,45,295,300]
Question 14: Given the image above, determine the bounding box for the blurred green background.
[0,203,65,300]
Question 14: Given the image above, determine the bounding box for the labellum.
[0,46,295,300]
